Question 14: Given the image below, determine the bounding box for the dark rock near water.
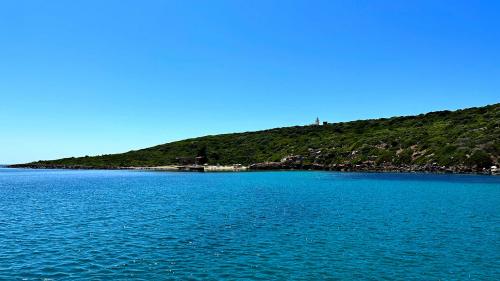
[9,160,497,175]
[248,161,495,175]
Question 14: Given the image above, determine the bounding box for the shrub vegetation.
[19,103,499,169]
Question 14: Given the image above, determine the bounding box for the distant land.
[10,103,499,174]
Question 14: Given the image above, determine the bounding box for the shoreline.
[7,163,499,175]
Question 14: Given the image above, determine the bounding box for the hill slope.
[12,103,500,173]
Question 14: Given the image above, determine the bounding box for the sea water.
[0,168,499,280]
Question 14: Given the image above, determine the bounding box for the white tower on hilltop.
[315,117,320,125]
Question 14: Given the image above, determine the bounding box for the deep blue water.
[0,168,499,280]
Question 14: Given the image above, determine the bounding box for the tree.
[196,145,208,164]
[466,150,493,168]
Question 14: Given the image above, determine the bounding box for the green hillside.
[14,103,500,171]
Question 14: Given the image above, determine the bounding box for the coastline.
[7,104,497,176]
[7,163,499,175]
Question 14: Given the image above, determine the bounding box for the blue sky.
[1,0,499,164]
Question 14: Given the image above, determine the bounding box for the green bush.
[24,103,499,170]
[466,150,493,168]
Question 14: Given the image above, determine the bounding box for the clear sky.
[1,0,499,164]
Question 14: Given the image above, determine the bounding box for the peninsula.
[10,103,499,174]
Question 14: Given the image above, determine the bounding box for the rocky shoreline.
[249,162,499,175]
[8,162,499,175]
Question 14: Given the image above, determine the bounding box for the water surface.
[0,168,499,280]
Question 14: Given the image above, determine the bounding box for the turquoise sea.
[0,168,499,280]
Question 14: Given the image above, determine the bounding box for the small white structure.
[491,166,498,175]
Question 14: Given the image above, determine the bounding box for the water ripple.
[0,169,499,280]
